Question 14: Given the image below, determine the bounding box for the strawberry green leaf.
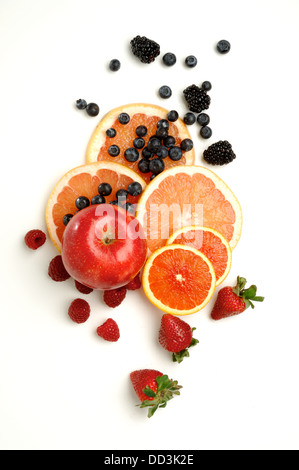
[143,386,156,398]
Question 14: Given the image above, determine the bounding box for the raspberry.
[103,287,126,308]
[74,280,93,294]
[24,229,46,250]
[48,255,70,282]
[126,274,141,291]
[97,318,120,342]
[68,298,90,324]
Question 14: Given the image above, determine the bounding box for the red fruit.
[103,287,126,308]
[97,318,120,342]
[48,255,71,282]
[68,298,90,323]
[211,276,264,320]
[159,314,199,363]
[125,274,141,290]
[24,229,46,250]
[130,369,182,418]
[74,280,93,294]
[61,204,147,290]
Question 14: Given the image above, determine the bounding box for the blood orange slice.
[46,161,146,252]
[167,226,232,286]
[85,103,195,183]
[136,165,242,255]
[142,244,216,315]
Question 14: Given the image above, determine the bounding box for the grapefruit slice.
[142,244,216,315]
[85,103,195,183]
[167,226,232,286]
[136,165,242,255]
[46,161,146,252]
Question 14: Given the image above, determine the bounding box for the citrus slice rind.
[142,244,216,316]
[46,161,146,252]
[136,165,243,255]
[85,103,195,183]
[166,225,232,286]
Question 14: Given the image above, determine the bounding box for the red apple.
[61,204,147,290]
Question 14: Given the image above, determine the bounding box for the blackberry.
[183,84,211,113]
[203,140,236,165]
[159,85,172,99]
[162,52,176,66]
[130,35,160,64]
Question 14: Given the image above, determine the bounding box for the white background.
[0,0,299,450]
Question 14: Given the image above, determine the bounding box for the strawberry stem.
[138,375,182,418]
[172,328,199,364]
[232,276,265,309]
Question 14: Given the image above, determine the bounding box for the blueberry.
[159,85,172,99]
[185,55,197,67]
[75,196,90,210]
[106,128,117,138]
[138,158,150,173]
[162,52,177,66]
[109,200,119,206]
[98,182,112,196]
[157,119,169,130]
[133,137,145,149]
[180,138,194,152]
[116,189,128,200]
[156,127,168,139]
[200,126,212,139]
[136,125,147,137]
[142,147,153,159]
[197,113,210,126]
[108,145,120,157]
[168,146,183,161]
[167,110,179,122]
[86,103,100,117]
[217,40,231,54]
[91,194,106,205]
[124,202,135,214]
[63,213,73,226]
[124,147,139,162]
[184,112,196,125]
[109,59,121,71]
[156,146,168,159]
[76,99,87,110]
[127,181,143,197]
[163,135,175,148]
[118,112,130,124]
[202,81,212,91]
[147,137,162,154]
[149,158,165,175]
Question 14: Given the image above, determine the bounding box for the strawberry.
[130,369,182,418]
[159,314,199,363]
[211,276,264,320]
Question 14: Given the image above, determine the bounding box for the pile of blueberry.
[106,112,193,178]
[62,180,143,226]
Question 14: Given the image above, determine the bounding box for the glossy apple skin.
[61,204,147,290]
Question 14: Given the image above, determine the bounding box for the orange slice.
[142,244,216,315]
[136,165,242,255]
[167,226,232,286]
[86,103,195,183]
[46,161,146,252]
